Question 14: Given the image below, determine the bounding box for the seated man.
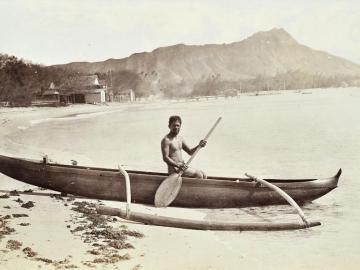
[161,115,207,179]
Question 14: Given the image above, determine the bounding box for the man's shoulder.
[161,135,171,144]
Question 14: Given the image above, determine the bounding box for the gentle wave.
[30,108,125,126]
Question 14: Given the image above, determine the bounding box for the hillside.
[54,28,360,97]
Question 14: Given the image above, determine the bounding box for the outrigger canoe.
[0,154,341,208]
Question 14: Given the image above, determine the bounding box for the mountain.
[54,28,360,97]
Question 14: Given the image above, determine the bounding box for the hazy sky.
[0,0,359,65]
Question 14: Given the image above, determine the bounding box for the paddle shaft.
[179,117,222,176]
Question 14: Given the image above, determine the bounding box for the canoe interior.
[20,158,323,184]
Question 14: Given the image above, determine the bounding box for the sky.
[0,0,359,66]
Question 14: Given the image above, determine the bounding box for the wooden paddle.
[154,117,222,207]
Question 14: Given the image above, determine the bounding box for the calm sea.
[2,87,360,269]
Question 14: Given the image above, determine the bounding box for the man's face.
[169,120,181,135]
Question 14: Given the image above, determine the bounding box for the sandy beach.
[1,88,359,269]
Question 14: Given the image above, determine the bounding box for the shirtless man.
[161,115,207,179]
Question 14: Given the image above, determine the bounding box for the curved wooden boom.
[245,173,309,226]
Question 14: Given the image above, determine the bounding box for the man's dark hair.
[169,115,182,125]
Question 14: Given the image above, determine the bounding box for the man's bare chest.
[169,138,182,152]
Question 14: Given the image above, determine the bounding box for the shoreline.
[0,87,344,131]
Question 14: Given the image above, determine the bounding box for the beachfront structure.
[44,75,107,104]
[112,89,136,102]
[36,77,106,105]
[39,90,61,103]
[32,83,69,106]
[64,75,107,104]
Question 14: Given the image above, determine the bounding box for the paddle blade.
[154,174,183,207]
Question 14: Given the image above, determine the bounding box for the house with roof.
[62,75,107,104]
[32,82,69,106]
[33,75,107,106]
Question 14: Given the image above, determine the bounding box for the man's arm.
[182,138,207,156]
[161,138,183,169]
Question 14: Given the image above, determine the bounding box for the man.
[161,115,207,179]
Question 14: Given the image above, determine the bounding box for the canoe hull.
[0,155,340,208]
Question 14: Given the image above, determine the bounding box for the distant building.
[51,75,107,104]
[65,75,107,104]
[42,89,60,101]
[31,75,108,106]
[112,89,136,102]
[32,83,68,106]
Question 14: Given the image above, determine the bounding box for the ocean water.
[1,88,360,269]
